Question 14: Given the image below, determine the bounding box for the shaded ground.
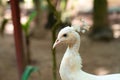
[0,32,120,80]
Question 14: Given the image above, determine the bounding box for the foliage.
[60,0,67,11]
[46,0,62,80]
[22,66,39,80]
[22,11,37,35]
[22,11,36,64]
[0,0,8,36]
[39,0,48,10]
[0,18,8,36]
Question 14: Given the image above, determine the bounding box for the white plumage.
[53,26,120,80]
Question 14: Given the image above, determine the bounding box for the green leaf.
[21,66,39,80]
[60,0,67,11]
[22,11,37,35]
[41,0,48,10]
[0,18,8,36]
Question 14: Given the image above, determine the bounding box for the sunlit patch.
[94,67,110,75]
[21,16,28,24]
[72,19,82,26]
[71,18,92,26]
[5,23,13,35]
[4,9,11,19]
[112,24,120,38]
[24,0,34,9]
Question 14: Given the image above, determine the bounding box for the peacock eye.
[63,34,67,37]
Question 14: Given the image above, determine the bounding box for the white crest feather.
[71,25,80,32]
[80,18,90,33]
[71,18,90,33]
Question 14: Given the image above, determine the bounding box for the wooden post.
[10,0,25,79]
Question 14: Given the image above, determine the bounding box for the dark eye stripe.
[63,34,67,37]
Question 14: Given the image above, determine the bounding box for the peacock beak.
[53,39,61,49]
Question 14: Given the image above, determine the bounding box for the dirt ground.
[0,32,120,80]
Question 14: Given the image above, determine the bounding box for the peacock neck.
[68,36,80,52]
[65,36,82,69]
[59,36,83,80]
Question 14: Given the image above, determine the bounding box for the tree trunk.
[90,0,113,41]
[32,0,47,39]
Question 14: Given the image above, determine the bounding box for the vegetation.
[22,66,40,80]
[32,0,47,39]
[0,0,8,36]
[22,11,37,64]
[46,0,61,80]
[0,18,8,36]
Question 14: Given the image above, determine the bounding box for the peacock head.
[53,26,80,48]
[53,19,89,48]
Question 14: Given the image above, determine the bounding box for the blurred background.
[0,0,120,80]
